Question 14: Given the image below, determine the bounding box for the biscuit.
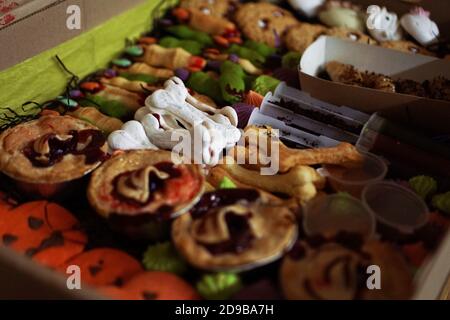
[235,3,299,48]
[326,27,377,45]
[283,23,328,53]
[380,40,433,56]
[180,0,238,18]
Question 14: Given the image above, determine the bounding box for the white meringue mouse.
[400,7,439,47]
[366,5,403,42]
[288,0,325,18]
[108,77,241,166]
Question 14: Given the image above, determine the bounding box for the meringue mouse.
[366,5,403,42]
[400,7,439,47]
[288,0,325,18]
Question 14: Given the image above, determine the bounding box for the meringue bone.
[400,7,439,47]
[366,5,403,42]
[108,77,241,166]
[107,121,158,151]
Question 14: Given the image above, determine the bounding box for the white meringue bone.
[121,77,241,166]
[138,113,225,166]
[400,7,439,47]
[366,5,403,42]
[147,77,238,127]
[107,120,158,151]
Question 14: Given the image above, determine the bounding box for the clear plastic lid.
[362,181,429,234]
[303,193,376,238]
[319,151,388,198]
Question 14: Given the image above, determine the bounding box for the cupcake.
[0,115,108,199]
[172,188,298,271]
[88,150,205,239]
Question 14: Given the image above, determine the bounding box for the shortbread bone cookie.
[284,23,328,53]
[100,76,160,94]
[114,62,174,79]
[207,166,253,189]
[135,45,206,71]
[235,2,299,47]
[109,77,241,166]
[174,7,237,36]
[89,84,144,112]
[68,107,123,135]
[232,126,363,173]
[207,166,289,205]
[179,0,238,18]
[220,157,325,202]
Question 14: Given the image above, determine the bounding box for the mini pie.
[281,241,413,300]
[88,150,205,221]
[0,115,108,184]
[172,188,298,271]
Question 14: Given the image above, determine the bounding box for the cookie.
[326,27,377,45]
[380,40,433,56]
[180,0,238,18]
[283,23,328,53]
[235,3,299,48]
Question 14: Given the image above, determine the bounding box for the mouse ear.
[366,5,381,29]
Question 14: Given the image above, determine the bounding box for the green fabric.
[0,0,176,118]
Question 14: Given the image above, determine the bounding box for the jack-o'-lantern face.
[58,248,143,287]
[0,201,87,268]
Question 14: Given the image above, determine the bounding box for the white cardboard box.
[300,36,450,135]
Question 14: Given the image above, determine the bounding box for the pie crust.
[280,241,413,300]
[172,189,298,271]
[0,115,107,184]
[88,150,205,219]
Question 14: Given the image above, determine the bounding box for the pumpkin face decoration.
[58,248,143,287]
[99,271,200,300]
[0,201,87,268]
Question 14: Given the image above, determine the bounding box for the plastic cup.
[362,181,429,237]
[303,194,376,239]
[319,152,388,198]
